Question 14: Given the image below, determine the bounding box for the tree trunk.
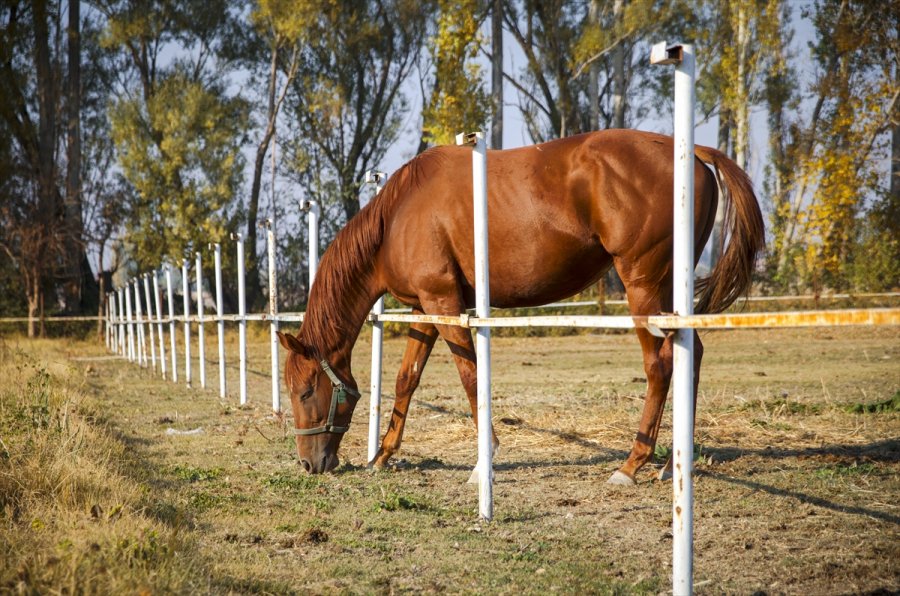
[491,0,503,149]
[710,108,732,265]
[246,42,280,311]
[733,3,749,171]
[27,277,39,339]
[97,272,106,342]
[33,0,57,220]
[64,0,85,313]
[588,0,599,132]
[611,0,626,129]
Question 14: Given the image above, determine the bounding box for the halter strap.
[293,359,360,436]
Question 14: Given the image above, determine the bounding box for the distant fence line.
[1,291,898,325]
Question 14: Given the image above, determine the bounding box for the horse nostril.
[300,459,312,473]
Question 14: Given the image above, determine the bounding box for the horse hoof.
[368,453,390,470]
[657,467,673,481]
[606,470,636,486]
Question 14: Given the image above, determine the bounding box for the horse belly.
[485,233,612,308]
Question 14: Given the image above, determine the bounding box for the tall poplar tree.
[421,0,489,148]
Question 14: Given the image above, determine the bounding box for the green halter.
[293,360,360,436]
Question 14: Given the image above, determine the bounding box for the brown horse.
[277,129,764,483]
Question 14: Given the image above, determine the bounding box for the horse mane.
[299,149,446,353]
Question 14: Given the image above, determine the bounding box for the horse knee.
[395,370,419,397]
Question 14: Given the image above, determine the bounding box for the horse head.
[276,331,361,473]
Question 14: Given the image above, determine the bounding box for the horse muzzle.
[299,452,339,474]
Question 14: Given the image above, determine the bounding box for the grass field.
[1,324,898,594]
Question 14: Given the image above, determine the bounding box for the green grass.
[845,390,900,414]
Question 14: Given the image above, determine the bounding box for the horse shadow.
[411,400,629,472]
[702,438,900,465]
[410,402,900,525]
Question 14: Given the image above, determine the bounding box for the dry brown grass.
[1,325,898,594]
[0,339,205,594]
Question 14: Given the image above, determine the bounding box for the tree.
[421,0,489,148]
[99,0,247,276]
[284,0,429,223]
[109,71,247,270]
[697,0,782,266]
[491,0,503,148]
[504,0,587,141]
[504,0,674,143]
[219,0,307,310]
[0,0,70,334]
[770,0,898,290]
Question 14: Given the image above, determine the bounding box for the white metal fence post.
[166,265,178,383]
[365,169,387,463]
[152,271,167,380]
[457,131,493,521]
[117,288,126,358]
[235,233,248,405]
[142,275,157,370]
[651,41,696,596]
[196,252,206,389]
[214,243,226,399]
[109,292,117,354]
[306,200,320,297]
[182,258,192,387]
[105,294,112,351]
[134,278,147,367]
[266,221,280,413]
[125,281,135,363]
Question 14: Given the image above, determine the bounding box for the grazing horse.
[277,129,764,483]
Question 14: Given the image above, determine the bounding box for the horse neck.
[299,221,386,370]
[305,276,383,369]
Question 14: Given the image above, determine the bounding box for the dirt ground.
[32,325,900,593]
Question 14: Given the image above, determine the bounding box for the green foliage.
[110,71,248,269]
[421,0,488,146]
[846,391,900,414]
[375,491,430,512]
[814,461,877,480]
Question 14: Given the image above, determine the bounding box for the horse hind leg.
[370,315,439,469]
[657,330,704,481]
[607,325,674,485]
[604,275,676,485]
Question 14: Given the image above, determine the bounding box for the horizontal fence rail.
[8,304,900,331]
[3,292,897,326]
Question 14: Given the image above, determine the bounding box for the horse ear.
[277,331,308,356]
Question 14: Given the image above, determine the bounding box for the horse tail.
[693,146,766,314]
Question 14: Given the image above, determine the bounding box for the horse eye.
[299,388,313,401]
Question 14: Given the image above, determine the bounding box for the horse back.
[378,130,717,309]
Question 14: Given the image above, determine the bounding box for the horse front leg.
[370,315,439,469]
[432,322,500,482]
[657,330,704,481]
